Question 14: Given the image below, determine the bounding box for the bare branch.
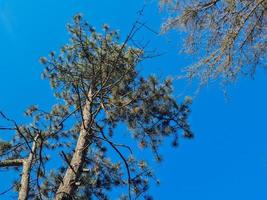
[0,158,24,167]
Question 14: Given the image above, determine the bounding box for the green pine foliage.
[0,14,192,200]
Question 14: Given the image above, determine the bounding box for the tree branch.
[0,158,24,167]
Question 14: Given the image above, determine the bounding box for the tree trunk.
[55,92,93,200]
[18,134,39,200]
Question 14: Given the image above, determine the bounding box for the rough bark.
[0,135,39,200]
[55,91,93,200]
[18,134,39,200]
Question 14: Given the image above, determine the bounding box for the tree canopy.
[160,0,267,85]
[0,15,192,200]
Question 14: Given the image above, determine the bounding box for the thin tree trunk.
[55,91,93,200]
[18,134,39,200]
[0,135,39,200]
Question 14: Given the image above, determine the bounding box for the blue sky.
[0,0,267,199]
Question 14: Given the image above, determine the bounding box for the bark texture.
[55,92,93,200]
[18,134,39,200]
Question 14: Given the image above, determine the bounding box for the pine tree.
[0,15,192,200]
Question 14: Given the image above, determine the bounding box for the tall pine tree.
[0,15,192,200]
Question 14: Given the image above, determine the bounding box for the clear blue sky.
[0,0,267,199]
